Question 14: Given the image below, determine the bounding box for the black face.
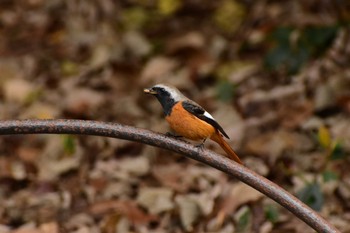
[146,86,175,116]
[152,86,170,98]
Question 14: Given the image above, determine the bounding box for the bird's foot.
[165,132,187,142]
[195,139,206,151]
[165,132,183,138]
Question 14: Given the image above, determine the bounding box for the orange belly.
[165,102,215,141]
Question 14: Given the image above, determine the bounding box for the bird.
[144,84,242,164]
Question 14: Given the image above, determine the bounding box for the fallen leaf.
[137,187,174,214]
[158,0,182,16]
[227,62,259,84]
[244,130,313,163]
[37,136,83,181]
[63,88,104,115]
[89,44,111,69]
[233,206,252,232]
[330,119,350,151]
[189,192,216,216]
[314,83,335,111]
[318,125,332,149]
[167,31,205,54]
[3,79,36,104]
[0,224,11,233]
[21,102,59,119]
[89,200,157,225]
[278,100,314,128]
[100,213,126,233]
[12,223,40,233]
[259,221,274,233]
[65,213,96,232]
[0,60,23,85]
[218,183,263,226]
[0,157,14,178]
[39,222,59,233]
[123,30,151,58]
[118,155,150,177]
[103,181,132,199]
[152,163,191,192]
[175,195,201,232]
[140,56,178,83]
[238,84,305,117]
[243,157,269,176]
[213,0,245,33]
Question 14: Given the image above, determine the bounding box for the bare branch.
[0,119,340,233]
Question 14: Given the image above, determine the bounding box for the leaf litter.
[0,1,349,232]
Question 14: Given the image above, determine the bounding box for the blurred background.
[0,0,349,232]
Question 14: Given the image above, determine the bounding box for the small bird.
[144,84,242,164]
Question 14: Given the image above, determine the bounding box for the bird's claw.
[195,139,206,151]
[165,132,183,138]
[195,143,205,150]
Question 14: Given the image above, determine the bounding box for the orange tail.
[210,131,243,164]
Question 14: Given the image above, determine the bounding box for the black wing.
[182,100,230,139]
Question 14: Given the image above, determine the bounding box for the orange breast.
[165,102,215,141]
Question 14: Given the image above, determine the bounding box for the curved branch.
[0,119,339,233]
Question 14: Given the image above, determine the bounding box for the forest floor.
[0,1,350,232]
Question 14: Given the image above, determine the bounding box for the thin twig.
[0,119,340,233]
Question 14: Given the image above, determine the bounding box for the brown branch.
[0,119,340,233]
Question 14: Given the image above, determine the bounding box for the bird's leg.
[195,138,207,150]
[165,132,188,142]
[165,132,183,138]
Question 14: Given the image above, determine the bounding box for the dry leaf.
[152,163,191,192]
[89,200,157,225]
[167,31,205,53]
[21,102,59,119]
[245,130,313,163]
[140,56,178,83]
[314,83,335,110]
[103,181,132,199]
[63,88,104,115]
[137,187,174,214]
[218,183,263,225]
[89,44,111,68]
[3,79,36,103]
[118,156,150,177]
[65,213,97,232]
[12,223,40,233]
[39,222,59,233]
[37,136,83,181]
[175,195,201,232]
[123,30,151,58]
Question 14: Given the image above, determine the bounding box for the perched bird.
[144,84,242,164]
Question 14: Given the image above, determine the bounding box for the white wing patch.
[204,111,215,120]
